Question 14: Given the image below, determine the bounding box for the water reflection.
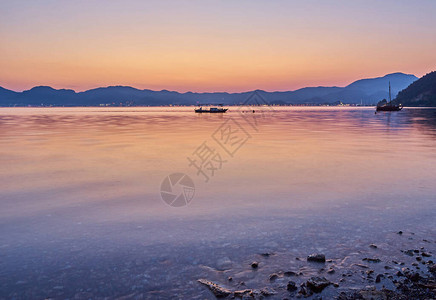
[0,107,435,298]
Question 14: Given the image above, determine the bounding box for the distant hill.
[393,71,436,107]
[0,72,418,106]
[307,73,418,104]
[0,87,19,103]
[346,72,417,95]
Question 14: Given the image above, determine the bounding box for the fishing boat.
[376,82,403,111]
[195,105,228,113]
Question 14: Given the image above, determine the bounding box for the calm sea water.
[0,107,435,299]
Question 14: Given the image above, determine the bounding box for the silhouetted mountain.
[22,86,77,105]
[307,73,418,104]
[0,72,419,106]
[346,72,417,95]
[0,87,19,105]
[393,71,436,107]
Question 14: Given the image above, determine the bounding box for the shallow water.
[0,107,435,299]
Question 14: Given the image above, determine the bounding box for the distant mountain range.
[0,72,418,107]
[392,71,436,107]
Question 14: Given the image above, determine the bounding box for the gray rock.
[269,273,279,281]
[307,254,326,263]
[353,263,369,269]
[233,289,252,298]
[375,274,383,283]
[363,258,381,263]
[306,276,331,293]
[287,281,297,291]
[358,287,391,300]
[260,287,276,296]
[197,279,231,297]
[234,287,276,298]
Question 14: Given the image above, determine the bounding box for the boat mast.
[389,81,391,103]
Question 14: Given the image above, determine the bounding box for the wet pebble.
[307,254,326,263]
[287,281,297,291]
[375,274,383,283]
[197,279,231,297]
[269,273,279,281]
[362,258,381,263]
[306,276,331,293]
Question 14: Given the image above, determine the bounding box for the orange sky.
[1,0,435,92]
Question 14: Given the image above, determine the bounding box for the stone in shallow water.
[353,263,369,269]
[375,274,384,283]
[268,273,278,281]
[306,276,331,293]
[362,258,381,263]
[197,279,231,297]
[233,289,252,298]
[234,287,276,298]
[287,281,297,291]
[358,287,392,300]
[307,254,326,263]
[260,287,276,296]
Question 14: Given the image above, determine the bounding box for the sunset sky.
[1,0,435,92]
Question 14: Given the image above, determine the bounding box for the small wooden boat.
[195,107,228,113]
[376,104,403,111]
[376,82,403,112]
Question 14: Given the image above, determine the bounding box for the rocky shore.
[2,229,435,299]
[197,231,435,299]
